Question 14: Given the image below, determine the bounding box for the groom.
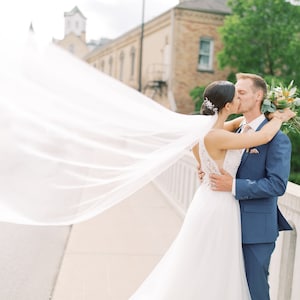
[209,73,293,300]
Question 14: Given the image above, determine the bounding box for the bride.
[129,81,294,299]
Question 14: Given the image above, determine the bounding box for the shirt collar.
[247,114,266,131]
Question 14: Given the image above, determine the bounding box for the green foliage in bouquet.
[261,80,300,134]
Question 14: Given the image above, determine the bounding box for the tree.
[288,132,300,184]
[190,86,205,114]
[218,0,300,184]
[218,0,300,84]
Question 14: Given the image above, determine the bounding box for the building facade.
[85,0,231,114]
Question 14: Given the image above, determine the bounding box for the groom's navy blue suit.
[236,118,292,300]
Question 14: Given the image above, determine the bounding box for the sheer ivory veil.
[0,33,214,225]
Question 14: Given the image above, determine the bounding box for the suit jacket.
[236,118,292,244]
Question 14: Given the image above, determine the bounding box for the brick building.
[85,0,231,114]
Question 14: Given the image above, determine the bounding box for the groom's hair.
[236,73,267,101]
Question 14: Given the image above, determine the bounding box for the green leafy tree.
[288,132,300,184]
[190,86,206,114]
[218,0,300,84]
[218,0,300,184]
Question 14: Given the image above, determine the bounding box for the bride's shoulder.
[204,128,234,146]
[205,128,228,138]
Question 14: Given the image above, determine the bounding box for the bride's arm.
[207,109,295,150]
[192,144,200,164]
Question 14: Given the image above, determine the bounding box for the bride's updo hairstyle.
[201,81,235,115]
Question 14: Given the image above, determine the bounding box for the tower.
[64,6,87,42]
[53,6,89,59]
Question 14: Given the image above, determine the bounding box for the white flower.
[203,97,218,114]
[294,98,300,106]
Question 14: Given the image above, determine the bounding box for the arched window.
[101,60,105,72]
[109,56,113,76]
[119,51,125,81]
[130,47,136,77]
[69,44,74,54]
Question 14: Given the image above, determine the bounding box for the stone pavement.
[52,182,183,300]
[0,222,70,300]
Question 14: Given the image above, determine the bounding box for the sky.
[1,0,179,43]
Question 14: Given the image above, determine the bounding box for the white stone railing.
[269,181,300,300]
[154,152,300,300]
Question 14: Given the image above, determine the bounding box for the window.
[109,56,113,76]
[119,51,124,81]
[69,44,74,54]
[198,38,214,71]
[130,47,136,77]
[101,60,105,72]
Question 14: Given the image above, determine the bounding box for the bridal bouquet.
[261,80,300,134]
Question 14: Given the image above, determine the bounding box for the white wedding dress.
[130,138,251,299]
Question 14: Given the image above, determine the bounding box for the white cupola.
[64,6,87,42]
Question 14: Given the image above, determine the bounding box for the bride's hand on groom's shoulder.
[267,108,296,122]
[209,168,233,191]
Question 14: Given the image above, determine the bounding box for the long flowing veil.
[0,34,213,225]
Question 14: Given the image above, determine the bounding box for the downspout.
[168,7,177,112]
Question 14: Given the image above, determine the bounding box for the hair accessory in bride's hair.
[203,97,218,114]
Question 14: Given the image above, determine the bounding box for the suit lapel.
[256,118,268,131]
[240,148,250,167]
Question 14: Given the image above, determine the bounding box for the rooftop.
[177,0,231,15]
[64,6,87,20]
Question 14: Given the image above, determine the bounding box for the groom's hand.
[209,168,233,191]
